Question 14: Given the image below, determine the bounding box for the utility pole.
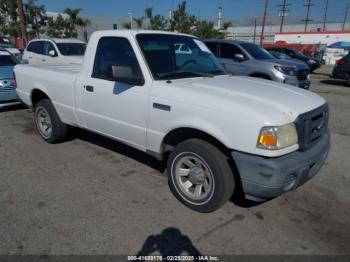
[343,3,349,31]
[322,0,329,32]
[302,0,314,32]
[253,18,257,43]
[260,0,268,46]
[278,0,290,33]
[16,0,27,42]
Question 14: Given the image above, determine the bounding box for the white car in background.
[0,36,22,60]
[22,38,86,65]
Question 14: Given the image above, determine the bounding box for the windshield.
[56,43,86,56]
[0,37,15,48]
[136,34,226,80]
[240,42,274,60]
[0,54,18,66]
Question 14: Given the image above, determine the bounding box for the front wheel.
[34,99,67,143]
[167,139,235,213]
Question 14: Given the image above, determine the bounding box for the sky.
[34,0,349,24]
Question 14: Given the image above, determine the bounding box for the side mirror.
[110,65,144,86]
[48,50,57,57]
[20,59,29,64]
[234,53,245,62]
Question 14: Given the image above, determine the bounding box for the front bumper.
[275,74,310,89]
[232,130,330,201]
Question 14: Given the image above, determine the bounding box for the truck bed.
[15,64,80,125]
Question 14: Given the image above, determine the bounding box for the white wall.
[274,32,350,45]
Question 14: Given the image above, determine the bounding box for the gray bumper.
[231,130,330,201]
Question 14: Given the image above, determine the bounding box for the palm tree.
[133,17,144,29]
[63,8,90,37]
[122,22,131,29]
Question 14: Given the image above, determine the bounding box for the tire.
[167,139,235,213]
[34,99,67,143]
[347,75,350,86]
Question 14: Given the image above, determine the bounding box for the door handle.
[42,59,46,62]
[84,85,94,92]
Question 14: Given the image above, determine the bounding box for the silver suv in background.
[204,39,310,89]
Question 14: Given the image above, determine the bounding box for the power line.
[278,0,290,32]
[322,0,329,32]
[302,0,314,32]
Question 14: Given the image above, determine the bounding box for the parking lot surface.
[1,66,350,255]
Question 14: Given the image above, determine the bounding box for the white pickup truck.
[14,30,330,212]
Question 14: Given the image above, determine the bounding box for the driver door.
[77,36,149,150]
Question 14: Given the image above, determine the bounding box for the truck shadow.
[69,127,265,208]
[69,127,167,173]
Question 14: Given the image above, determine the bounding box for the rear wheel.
[34,99,67,143]
[167,139,235,213]
[346,75,350,86]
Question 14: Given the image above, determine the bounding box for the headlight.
[257,123,298,150]
[308,59,316,64]
[274,65,296,76]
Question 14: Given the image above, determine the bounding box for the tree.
[170,1,197,34]
[122,21,131,29]
[133,17,144,29]
[46,8,90,38]
[0,0,20,37]
[25,0,47,38]
[144,7,167,30]
[63,8,89,38]
[16,0,27,40]
[194,20,222,38]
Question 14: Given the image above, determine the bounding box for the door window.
[44,41,56,56]
[205,42,218,55]
[26,41,45,55]
[220,43,245,60]
[92,37,143,81]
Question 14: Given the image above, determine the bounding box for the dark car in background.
[266,47,321,72]
[331,54,350,85]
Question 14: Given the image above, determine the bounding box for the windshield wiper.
[157,71,214,79]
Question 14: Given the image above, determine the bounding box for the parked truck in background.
[14,30,330,212]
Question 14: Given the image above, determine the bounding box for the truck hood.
[165,75,325,125]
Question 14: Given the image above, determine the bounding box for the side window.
[27,41,45,55]
[26,42,35,52]
[44,41,56,56]
[220,43,245,59]
[92,37,143,81]
[205,42,218,55]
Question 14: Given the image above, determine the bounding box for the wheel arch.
[31,89,51,108]
[161,127,232,157]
